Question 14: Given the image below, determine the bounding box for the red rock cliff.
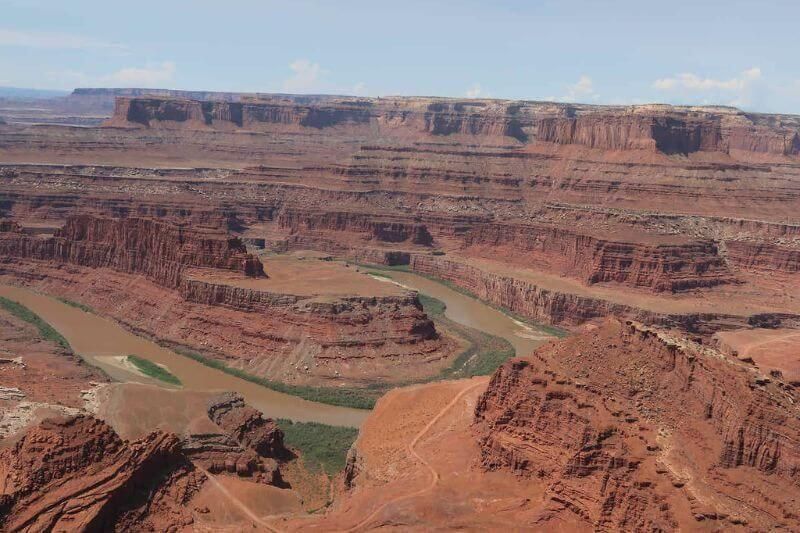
[107,96,800,156]
[474,320,800,530]
[0,214,265,287]
[0,415,203,531]
[463,223,735,292]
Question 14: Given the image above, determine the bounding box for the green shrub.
[171,346,379,409]
[0,296,72,352]
[127,354,181,386]
[277,419,358,476]
[56,297,95,314]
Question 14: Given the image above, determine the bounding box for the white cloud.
[653,67,764,107]
[653,67,761,92]
[566,75,595,98]
[351,81,367,96]
[102,62,176,86]
[282,59,326,93]
[465,83,482,98]
[549,75,599,103]
[44,62,177,90]
[0,28,126,51]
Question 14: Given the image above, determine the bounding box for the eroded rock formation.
[462,223,735,291]
[2,92,799,330]
[106,96,800,157]
[0,415,203,531]
[207,393,287,459]
[474,320,800,530]
[0,214,265,288]
[0,215,446,386]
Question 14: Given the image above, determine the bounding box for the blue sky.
[2,0,799,113]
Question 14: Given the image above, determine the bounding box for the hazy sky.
[2,0,799,113]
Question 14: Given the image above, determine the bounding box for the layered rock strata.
[402,254,793,333]
[1,94,799,333]
[474,320,800,530]
[0,415,203,531]
[182,393,288,486]
[0,214,265,288]
[207,393,287,459]
[462,223,735,291]
[0,215,446,385]
[108,96,800,157]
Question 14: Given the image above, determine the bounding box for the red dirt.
[715,327,800,383]
[1,91,800,530]
[299,320,800,531]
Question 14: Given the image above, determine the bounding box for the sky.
[1,0,799,113]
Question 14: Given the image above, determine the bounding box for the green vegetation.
[0,296,72,352]
[417,292,446,315]
[364,270,392,279]
[359,263,570,338]
[418,293,515,378]
[277,419,358,476]
[145,260,565,410]
[127,354,182,386]
[56,297,95,314]
[170,346,380,409]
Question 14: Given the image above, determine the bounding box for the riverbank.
[0,284,369,427]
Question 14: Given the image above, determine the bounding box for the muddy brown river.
[371,270,554,356]
[0,284,369,427]
[0,273,554,428]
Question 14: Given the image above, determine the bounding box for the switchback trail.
[198,466,283,532]
[344,379,486,532]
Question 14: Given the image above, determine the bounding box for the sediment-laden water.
[0,273,554,428]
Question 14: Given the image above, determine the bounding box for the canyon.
[0,214,449,388]
[0,88,799,531]
[310,320,800,531]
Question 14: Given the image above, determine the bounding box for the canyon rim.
[2,4,800,530]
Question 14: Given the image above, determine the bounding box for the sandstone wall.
[725,240,800,275]
[406,254,731,331]
[0,216,446,383]
[474,321,800,530]
[107,95,800,156]
[276,208,433,246]
[463,223,735,292]
[0,415,202,531]
[0,214,264,288]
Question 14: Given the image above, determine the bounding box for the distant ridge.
[0,87,70,99]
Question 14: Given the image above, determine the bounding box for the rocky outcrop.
[476,359,675,530]
[725,240,800,275]
[106,95,800,156]
[464,223,735,292]
[181,393,288,486]
[3,91,800,337]
[536,113,724,154]
[474,320,800,530]
[0,219,20,232]
[0,219,444,385]
[0,415,203,531]
[111,97,375,130]
[0,214,265,288]
[207,393,287,459]
[404,254,770,332]
[181,433,282,485]
[537,110,800,155]
[277,208,433,246]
